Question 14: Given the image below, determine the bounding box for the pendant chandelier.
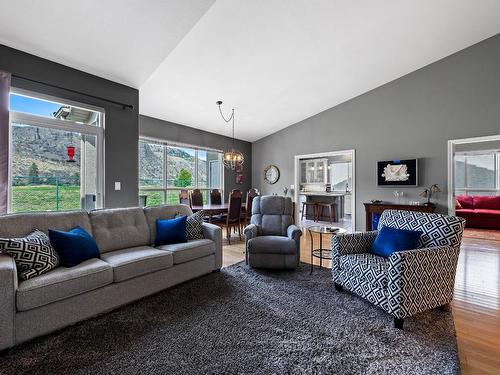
[216,100,244,170]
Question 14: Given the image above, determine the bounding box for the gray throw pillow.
[0,230,59,280]
[177,211,205,240]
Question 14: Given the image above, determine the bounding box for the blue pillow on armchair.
[155,216,188,246]
[48,226,100,267]
[371,225,423,258]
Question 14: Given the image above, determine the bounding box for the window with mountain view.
[454,152,499,196]
[139,139,223,206]
[9,91,104,213]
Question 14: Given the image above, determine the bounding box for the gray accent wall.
[0,44,140,209]
[140,115,252,201]
[252,34,500,230]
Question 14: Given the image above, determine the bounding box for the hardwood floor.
[221,229,500,374]
[453,236,500,375]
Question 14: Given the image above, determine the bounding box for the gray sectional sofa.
[0,204,222,351]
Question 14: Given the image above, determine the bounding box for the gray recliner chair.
[244,195,302,269]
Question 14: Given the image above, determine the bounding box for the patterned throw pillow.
[0,230,59,281]
[177,211,205,240]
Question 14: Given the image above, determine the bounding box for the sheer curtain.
[0,71,11,214]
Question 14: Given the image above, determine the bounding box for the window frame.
[8,88,105,212]
[139,137,224,206]
[454,151,499,196]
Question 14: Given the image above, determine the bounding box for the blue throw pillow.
[48,226,100,267]
[372,213,380,230]
[371,225,423,258]
[155,216,187,246]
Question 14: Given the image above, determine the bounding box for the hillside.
[139,142,207,185]
[12,125,81,183]
[12,126,209,187]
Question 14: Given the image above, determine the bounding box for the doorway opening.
[294,149,355,232]
[448,135,500,237]
[448,135,500,313]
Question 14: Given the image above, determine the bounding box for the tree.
[28,162,39,185]
[174,168,192,187]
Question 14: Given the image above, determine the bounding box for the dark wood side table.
[363,202,436,231]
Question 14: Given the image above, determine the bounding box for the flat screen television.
[377,159,418,186]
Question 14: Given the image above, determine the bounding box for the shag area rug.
[0,263,459,375]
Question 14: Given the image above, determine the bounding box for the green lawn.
[140,191,179,206]
[11,186,202,213]
[11,185,81,213]
[140,190,209,207]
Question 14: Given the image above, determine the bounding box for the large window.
[9,90,104,213]
[454,152,500,196]
[139,139,223,206]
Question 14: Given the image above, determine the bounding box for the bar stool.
[301,202,318,221]
[316,202,337,223]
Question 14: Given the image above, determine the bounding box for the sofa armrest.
[244,224,258,241]
[0,254,17,350]
[331,231,377,281]
[287,225,302,262]
[387,245,460,318]
[202,223,223,270]
[243,224,258,265]
[331,231,378,257]
[287,225,302,240]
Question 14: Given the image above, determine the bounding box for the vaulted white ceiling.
[0,0,215,87]
[1,1,500,141]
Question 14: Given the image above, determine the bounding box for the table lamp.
[419,184,442,205]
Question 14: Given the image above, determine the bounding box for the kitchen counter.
[299,191,350,196]
[299,192,349,221]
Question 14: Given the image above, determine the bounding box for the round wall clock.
[264,165,280,184]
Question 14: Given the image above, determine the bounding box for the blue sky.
[10,94,60,117]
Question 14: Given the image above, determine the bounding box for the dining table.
[191,203,246,223]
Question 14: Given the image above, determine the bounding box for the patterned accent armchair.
[332,210,465,329]
[244,195,302,269]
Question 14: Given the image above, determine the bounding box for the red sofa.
[455,195,500,230]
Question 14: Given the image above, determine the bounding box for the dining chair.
[190,189,204,206]
[179,189,190,206]
[212,189,242,244]
[210,189,222,205]
[241,188,258,228]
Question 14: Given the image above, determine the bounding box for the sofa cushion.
[155,216,187,246]
[378,209,465,250]
[247,236,297,255]
[100,246,173,282]
[0,210,92,239]
[473,196,500,210]
[340,253,389,289]
[474,209,500,216]
[183,211,205,240]
[456,209,500,230]
[0,230,59,281]
[250,196,294,236]
[48,227,100,267]
[456,195,474,209]
[144,205,193,245]
[16,258,112,311]
[156,239,214,264]
[90,207,150,253]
